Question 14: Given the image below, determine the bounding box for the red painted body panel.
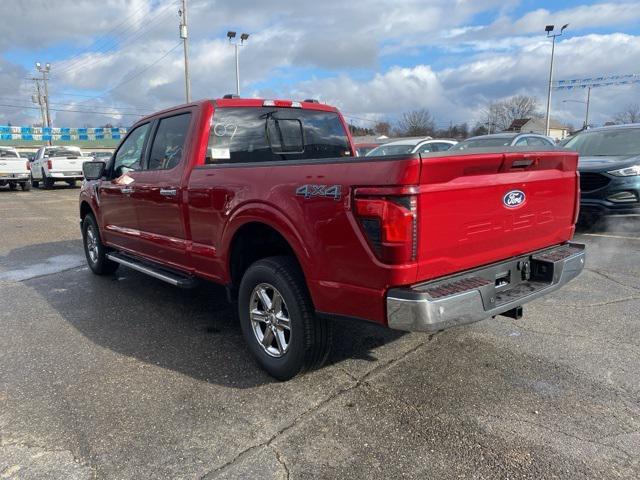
[80,98,579,327]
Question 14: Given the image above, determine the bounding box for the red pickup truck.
[79,97,585,380]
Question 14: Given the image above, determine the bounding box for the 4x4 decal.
[295,184,341,200]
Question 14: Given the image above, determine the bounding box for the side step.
[106,252,197,289]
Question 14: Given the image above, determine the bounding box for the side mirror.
[83,161,105,181]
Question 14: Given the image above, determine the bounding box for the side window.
[113,123,150,176]
[417,143,435,153]
[514,137,528,146]
[434,142,454,151]
[148,113,191,170]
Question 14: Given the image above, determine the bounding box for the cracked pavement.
[1,187,639,479]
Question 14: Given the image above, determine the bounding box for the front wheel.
[82,214,119,275]
[238,256,332,380]
[66,179,77,187]
[8,182,17,190]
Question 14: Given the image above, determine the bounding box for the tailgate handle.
[511,159,534,169]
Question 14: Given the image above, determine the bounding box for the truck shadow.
[14,241,405,389]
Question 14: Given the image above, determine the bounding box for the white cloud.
[1,0,639,129]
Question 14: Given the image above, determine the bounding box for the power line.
[54,1,154,73]
[0,103,145,118]
[54,3,178,77]
[0,95,148,113]
[83,42,183,100]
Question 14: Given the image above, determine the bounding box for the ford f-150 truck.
[0,146,31,190]
[79,97,585,380]
[31,145,92,188]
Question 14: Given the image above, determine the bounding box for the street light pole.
[179,0,191,102]
[227,32,249,96]
[544,24,568,136]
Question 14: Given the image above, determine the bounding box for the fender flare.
[221,202,314,281]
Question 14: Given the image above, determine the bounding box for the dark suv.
[563,124,640,225]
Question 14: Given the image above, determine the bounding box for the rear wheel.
[20,181,31,191]
[82,214,119,275]
[42,169,54,189]
[66,179,77,187]
[42,170,53,189]
[238,256,332,380]
[30,173,39,188]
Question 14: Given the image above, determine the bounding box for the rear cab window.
[205,107,352,164]
[0,148,19,158]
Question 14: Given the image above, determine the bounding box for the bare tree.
[613,104,640,124]
[374,121,391,136]
[482,95,542,132]
[396,109,436,136]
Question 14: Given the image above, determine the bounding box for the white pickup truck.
[0,146,31,191]
[30,146,92,188]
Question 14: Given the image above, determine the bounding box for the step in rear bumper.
[386,242,585,332]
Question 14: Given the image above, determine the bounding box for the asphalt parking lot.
[1,185,639,479]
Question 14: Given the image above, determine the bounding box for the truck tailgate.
[50,157,89,173]
[0,158,28,175]
[417,150,579,281]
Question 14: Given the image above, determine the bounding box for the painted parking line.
[582,233,640,241]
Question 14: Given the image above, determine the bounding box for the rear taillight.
[26,161,30,171]
[354,194,417,264]
[47,159,52,170]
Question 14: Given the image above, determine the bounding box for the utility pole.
[35,62,52,129]
[561,85,591,130]
[178,0,191,102]
[584,86,591,129]
[544,24,568,136]
[227,31,249,96]
[31,77,47,127]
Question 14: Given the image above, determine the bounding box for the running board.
[106,252,197,289]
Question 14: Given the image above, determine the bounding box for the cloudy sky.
[1,0,639,129]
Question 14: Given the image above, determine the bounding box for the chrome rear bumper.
[387,243,585,332]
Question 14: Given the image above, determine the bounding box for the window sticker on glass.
[209,147,230,159]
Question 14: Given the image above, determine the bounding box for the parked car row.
[0,146,113,191]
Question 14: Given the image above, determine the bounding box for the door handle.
[160,188,177,197]
[121,187,134,194]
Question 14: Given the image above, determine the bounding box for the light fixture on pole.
[544,23,568,136]
[227,31,249,96]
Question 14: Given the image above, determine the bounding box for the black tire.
[8,182,17,190]
[20,181,32,191]
[66,180,77,187]
[30,173,39,188]
[82,214,119,275]
[238,256,332,380]
[42,169,54,189]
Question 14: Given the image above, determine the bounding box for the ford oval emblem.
[503,190,526,208]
